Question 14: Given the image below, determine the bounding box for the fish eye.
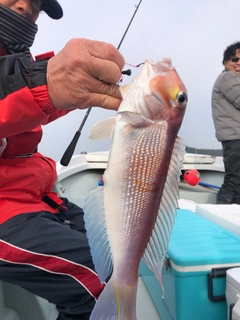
[176,91,188,106]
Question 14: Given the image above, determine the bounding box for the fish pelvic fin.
[90,278,137,320]
[143,137,186,293]
[88,117,116,140]
[83,186,113,282]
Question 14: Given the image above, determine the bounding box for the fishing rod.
[60,0,143,166]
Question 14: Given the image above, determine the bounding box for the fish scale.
[116,128,168,260]
[83,57,188,319]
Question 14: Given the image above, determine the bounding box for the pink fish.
[83,58,188,319]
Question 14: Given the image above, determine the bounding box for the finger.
[88,57,122,84]
[78,93,122,111]
[93,81,123,100]
[75,82,123,110]
[100,95,122,111]
[79,76,122,99]
[86,40,125,70]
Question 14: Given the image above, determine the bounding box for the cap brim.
[41,0,63,20]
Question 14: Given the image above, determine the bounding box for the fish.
[83,57,188,320]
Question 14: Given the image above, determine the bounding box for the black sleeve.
[0,53,48,99]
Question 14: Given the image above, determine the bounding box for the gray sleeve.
[219,71,240,110]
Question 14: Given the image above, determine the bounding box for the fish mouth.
[144,58,174,80]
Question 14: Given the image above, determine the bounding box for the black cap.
[41,0,63,20]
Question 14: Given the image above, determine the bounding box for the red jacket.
[0,49,73,223]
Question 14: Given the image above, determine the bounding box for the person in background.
[212,41,240,204]
[0,0,125,319]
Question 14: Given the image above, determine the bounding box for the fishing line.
[125,62,145,68]
[60,0,144,166]
[118,62,144,84]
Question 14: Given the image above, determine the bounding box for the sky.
[31,0,240,162]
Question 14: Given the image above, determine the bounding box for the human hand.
[46,38,125,111]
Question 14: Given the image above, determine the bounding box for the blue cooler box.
[139,209,240,320]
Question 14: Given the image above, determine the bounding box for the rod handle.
[60,131,80,166]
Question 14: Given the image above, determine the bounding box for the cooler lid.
[167,209,240,269]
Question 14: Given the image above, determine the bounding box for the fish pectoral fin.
[88,117,116,141]
[83,186,113,282]
[118,111,154,128]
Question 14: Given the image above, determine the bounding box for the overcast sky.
[31,0,240,161]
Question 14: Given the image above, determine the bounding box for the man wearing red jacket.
[0,0,125,319]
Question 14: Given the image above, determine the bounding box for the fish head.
[120,58,188,134]
[146,58,187,130]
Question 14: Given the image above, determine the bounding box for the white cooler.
[226,268,240,320]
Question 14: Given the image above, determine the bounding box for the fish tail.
[90,278,137,320]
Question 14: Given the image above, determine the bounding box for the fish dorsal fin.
[142,137,185,289]
[88,117,116,141]
[83,186,113,283]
